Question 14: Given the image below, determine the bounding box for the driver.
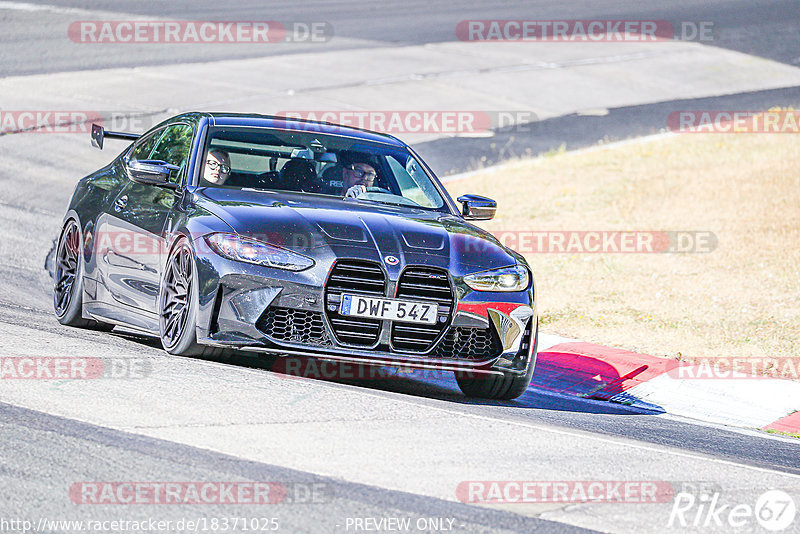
[342,160,378,198]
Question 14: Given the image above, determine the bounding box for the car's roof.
[199,112,406,148]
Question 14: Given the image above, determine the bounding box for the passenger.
[203,149,231,185]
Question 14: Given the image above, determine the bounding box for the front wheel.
[159,238,203,355]
[158,238,227,358]
[455,321,538,400]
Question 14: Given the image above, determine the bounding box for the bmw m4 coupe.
[53,112,537,399]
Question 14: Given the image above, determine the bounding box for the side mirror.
[127,159,180,189]
[457,194,497,220]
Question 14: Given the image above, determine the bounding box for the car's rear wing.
[91,123,140,150]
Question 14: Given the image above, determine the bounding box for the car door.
[99,123,194,319]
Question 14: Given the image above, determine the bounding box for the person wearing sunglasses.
[342,161,378,198]
[203,149,231,185]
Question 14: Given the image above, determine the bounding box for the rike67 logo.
[669,489,796,531]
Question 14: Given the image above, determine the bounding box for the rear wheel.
[53,219,113,330]
[455,321,538,400]
[158,238,226,358]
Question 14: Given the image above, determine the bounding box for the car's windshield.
[201,126,448,211]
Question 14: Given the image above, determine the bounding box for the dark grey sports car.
[54,112,537,399]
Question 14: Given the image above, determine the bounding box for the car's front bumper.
[193,254,537,375]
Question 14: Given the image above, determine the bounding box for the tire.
[53,219,114,331]
[158,237,227,358]
[455,320,538,400]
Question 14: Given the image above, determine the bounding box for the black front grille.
[391,267,453,352]
[324,260,385,347]
[431,326,503,361]
[257,307,333,346]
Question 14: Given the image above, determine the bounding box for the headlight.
[204,233,314,272]
[463,265,529,292]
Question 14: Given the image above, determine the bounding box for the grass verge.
[444,132,800,369]
[765,429,800,440]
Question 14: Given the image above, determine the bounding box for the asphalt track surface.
[1,1,800,533]
[2,0,800,76]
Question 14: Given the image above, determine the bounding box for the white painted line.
[537,332,579,352]
[629,374,800,429]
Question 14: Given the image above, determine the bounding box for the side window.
[149,124,194,184]
[129,130,162,161]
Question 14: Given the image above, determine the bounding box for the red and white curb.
[536,333,800,434]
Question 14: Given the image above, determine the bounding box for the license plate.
[339,294,438,325]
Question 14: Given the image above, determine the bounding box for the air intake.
[390,267,453,352]
[324,260,385,347]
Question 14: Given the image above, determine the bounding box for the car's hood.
[193,188,518,274]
